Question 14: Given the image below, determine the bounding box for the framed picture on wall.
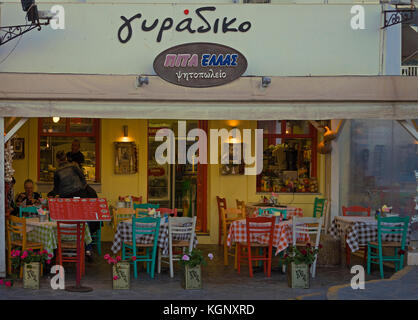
[12,138,24,160]
[114,142,138,174]
[220,142,245,175]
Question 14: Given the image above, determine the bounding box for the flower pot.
[23,262,40,289]
[112,262,130,290]
[287,262,310,289]
[182,265,202,290]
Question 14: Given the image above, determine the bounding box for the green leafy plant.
[283,243,322,265]
[180,249,213,268]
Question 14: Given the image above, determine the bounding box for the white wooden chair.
[292,216,323,278]
[157,216,197,278]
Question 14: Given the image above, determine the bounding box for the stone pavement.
[326,266,418,300]
[0,244,414,300]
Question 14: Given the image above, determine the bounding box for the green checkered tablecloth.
[25,220,92,256]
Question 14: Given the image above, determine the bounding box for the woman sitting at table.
[12,179,42,215]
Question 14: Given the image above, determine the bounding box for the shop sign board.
[153,42,247,88]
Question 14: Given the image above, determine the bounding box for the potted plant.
[104,254,134,290]
[284,243,322,289]
[11,249,52,289]
[180,250,213,290]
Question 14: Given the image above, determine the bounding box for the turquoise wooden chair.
[133,203,160,211]
[367,216,410,279]
[19,206,39,218]
[90,223,102,256]
[258,207,287,219]
[122,216,161,279]
[313,198,327,218]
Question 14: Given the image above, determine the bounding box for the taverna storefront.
[1,1,418,277]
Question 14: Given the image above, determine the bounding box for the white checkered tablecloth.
[111,220,198,255]
[227,219,309,256]
[25,220,92,256]
[245,204,303,218]
[329,216,412,252]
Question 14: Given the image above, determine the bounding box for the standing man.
[66,139,85,169]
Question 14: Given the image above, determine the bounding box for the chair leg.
[363,246,367,266]
[346,243,351,267]
[367,245,371,274]
[169,246,174,278]
[248,246,253,278]
[97,229,101,256]
[267,248,272,278]
[378,248,384,279]
[223,237,229,266]
[218,221,222,245]
[237,244,241,274]
[133,260,138,279]
[399,248,404,271]
[157,248,162,274]
[234,245,238,270]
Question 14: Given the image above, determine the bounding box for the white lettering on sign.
[350,5,365,30]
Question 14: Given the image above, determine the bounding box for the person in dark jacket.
[49,150,87,198]
[66,139,85,169]
[48,150,98,259]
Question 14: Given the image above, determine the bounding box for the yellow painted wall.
[11,118,325,245]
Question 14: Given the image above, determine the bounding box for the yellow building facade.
[11,118,325,244]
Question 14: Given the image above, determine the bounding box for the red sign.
[48,198,111,222]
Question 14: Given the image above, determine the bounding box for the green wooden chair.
[367,216,410,279]
[19,206,39,218]
[313,198,327,218]
[122,216,161,279]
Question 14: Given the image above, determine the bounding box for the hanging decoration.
[5,140,15,182]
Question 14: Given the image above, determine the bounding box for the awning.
[1,73,418,120]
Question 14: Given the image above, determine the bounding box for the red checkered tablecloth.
[227,219,308,256]
[245,204,303,218]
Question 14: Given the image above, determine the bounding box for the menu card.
[48,198,111,221]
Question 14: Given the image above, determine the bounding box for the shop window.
[38,118,100,182]
[257,120,318,193]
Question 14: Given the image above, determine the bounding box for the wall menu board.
[48,198,111,221]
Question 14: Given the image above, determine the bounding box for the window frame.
[257,120,317,193]
[38,118,101,182]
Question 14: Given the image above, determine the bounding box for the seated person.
[13,179,42,216]
[15,179,41,207]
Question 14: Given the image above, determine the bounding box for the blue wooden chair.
[367,216,410,279]
[122,216,161,279]
[19,206,39,218]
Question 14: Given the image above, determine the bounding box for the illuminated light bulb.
[52,117,60,123]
